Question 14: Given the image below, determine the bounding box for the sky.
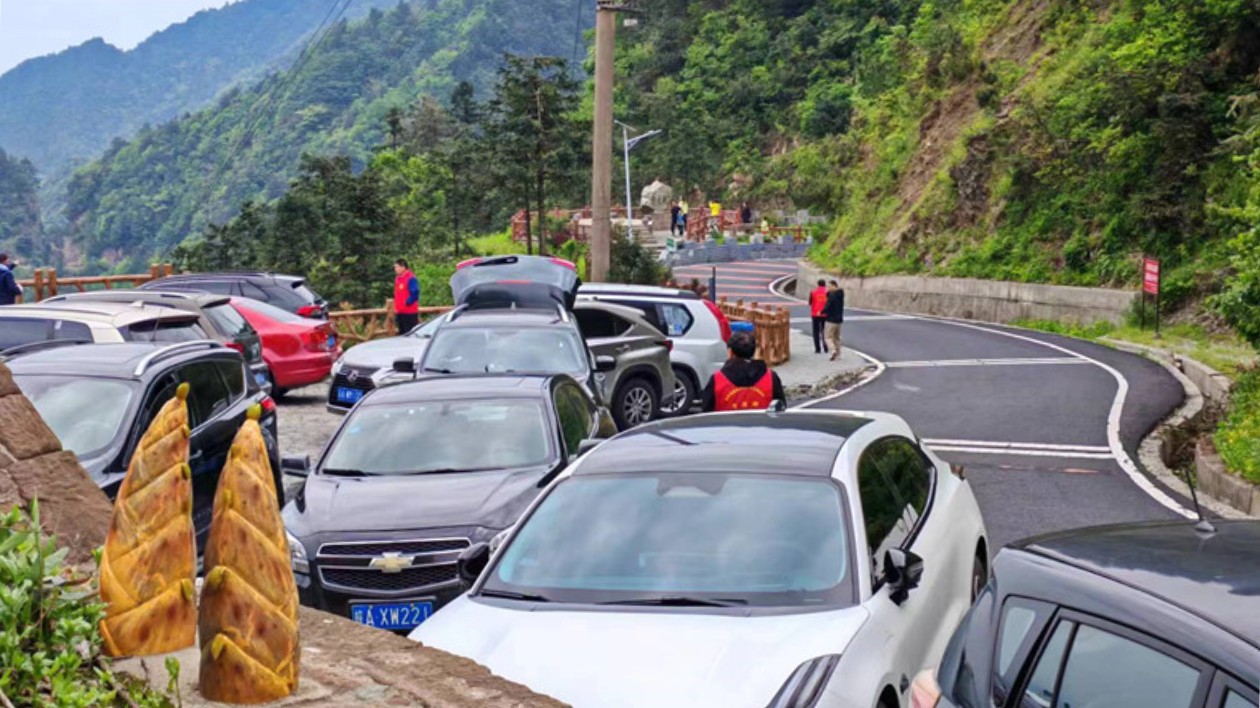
[0,0,234,75]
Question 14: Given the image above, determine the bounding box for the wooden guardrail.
[717,297,791,365]
[328,302,454,345]
[17,264,174,302]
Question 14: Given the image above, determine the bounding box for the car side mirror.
[392,358,416,374]
[594,355,617,373]
[457,543,491,588]
[884,548,924,605]
[281,455,311,478]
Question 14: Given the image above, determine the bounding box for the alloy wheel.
[624,386,655,425]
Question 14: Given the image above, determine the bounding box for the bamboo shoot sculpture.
[99,383,196,657]
[199,405,300,703]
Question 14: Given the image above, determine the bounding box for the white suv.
[578,284,730,414]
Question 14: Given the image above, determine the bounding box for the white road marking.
[922,439,1111,453]
[791,315,916,323]
[884,357,1088,369]
[925,445,1116,460]
[893,381,921,392]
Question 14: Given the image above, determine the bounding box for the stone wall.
[795,262,1138,325]
[0,361,112,564]
[665,239,810,267]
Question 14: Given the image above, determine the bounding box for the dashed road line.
[884,357,1087,369]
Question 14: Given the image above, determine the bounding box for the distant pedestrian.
[679,198,690,236]
[702,331,786,412]
[670,201,682,237]
[822,280,845,361]
[393,259,420,334]
[0,253,23,306]
[740,201,753,225]
[809,279,829,354]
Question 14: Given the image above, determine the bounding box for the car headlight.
[765,655,841,708]
[285,530,310,574]
[331,357,344,376]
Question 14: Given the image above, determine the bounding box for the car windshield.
[234,298,307,324]
[121,320,207,343]
[321,399,554,475]
[482,473,855,608]
[423,326,588,376]
[16,375,137,460]
[203,303,252,338]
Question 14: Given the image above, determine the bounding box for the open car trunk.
[451,256,581,311]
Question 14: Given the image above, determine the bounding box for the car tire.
[662,368,697,417]
[613,377,658,431]
[970,548,989,602]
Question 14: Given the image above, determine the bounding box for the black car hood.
[288,464,556,535]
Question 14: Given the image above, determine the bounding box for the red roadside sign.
[1143,257,1160,296]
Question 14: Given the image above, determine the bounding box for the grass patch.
[1013,320,1258,377]
[1011,319,1116,340]
[1216,369,1260,485]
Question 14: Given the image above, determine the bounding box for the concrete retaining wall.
[796,262,1138,325]
[665,239,810,267]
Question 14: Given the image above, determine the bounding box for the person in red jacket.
[809,279,829,354]
[702,331,786,412]
[393,259,421,334]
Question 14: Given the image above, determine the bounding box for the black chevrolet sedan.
[912,520,1260,708]
[281,373,607,632]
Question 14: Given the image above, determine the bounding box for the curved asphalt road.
[673,261,1189,549]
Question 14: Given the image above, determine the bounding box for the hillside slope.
[0,0,398,175]
[0,150,43,260]
[62,0,591,265]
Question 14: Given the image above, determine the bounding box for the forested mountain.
[0,150,44,262]
[63,0,592,265]
[0,0,399,175]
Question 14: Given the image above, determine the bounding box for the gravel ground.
[275,381,342,501]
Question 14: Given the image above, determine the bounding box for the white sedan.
[410,409,989,708]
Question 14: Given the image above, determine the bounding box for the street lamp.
[616,120,662,239]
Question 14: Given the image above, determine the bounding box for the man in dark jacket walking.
[0,253,23,305]
[702,331,786,412]
[822,280,845,361]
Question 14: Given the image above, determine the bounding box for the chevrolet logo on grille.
[368,552,415,574]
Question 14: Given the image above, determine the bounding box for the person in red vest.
[701,331,786,412]
[393,259,421,334]
[808,278,829,355]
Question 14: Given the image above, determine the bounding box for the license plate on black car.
[256,373,269,386]
[335,387,364,405]
[349,601,434,631]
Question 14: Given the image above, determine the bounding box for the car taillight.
[297,304,322,318]
[702,299,732,341]
[303,328,332,352]
[260,396,277,415]
[910,670,942,708]
[657,339,673,352]
[548,257,577,271]
[456,257,484,270]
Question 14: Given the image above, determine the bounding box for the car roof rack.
[133,341,224,377]
[0,338,93,363]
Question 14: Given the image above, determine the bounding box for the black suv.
[5,341,281,545]
[915,520,1260,708]
[284,373,605,633]
[141,272,328,319]
[43,290,271,391]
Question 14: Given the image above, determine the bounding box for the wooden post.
[163,263,173,277]
[32,270,44,302]
[47,269,58,298]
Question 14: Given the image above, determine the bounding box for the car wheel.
[970,548,989,602]
[613,378,658,430]
[661,368,697,417]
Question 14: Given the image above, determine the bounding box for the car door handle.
[189,449,204,462]
[615,345,632,352]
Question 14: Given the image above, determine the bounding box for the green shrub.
[608,232,671,286]
[0,502,176,707]
[1216,368,1260,485]
[1210,227,1260,350]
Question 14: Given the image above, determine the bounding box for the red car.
[231,298,341,396]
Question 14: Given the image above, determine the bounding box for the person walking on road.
[822,280,845,361]
[701,331,786,412]
[670,201,682,237]
[393,259,421,334]
[809,279,829,354]
[0,253,23,306]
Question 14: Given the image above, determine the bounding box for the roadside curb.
[1099,338,1255,520]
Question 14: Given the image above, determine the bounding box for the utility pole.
[589,1,619,282]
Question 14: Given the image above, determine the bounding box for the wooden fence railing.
[717,297,792,365]
[328,302,454,345]
[17,264,174,303]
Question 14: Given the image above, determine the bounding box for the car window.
[856,437,933,578]
[605,299,664,331]
[241,282,270,302]
[121,321,208,343]
[204,303,251,338]
[1054,624,1200,708]
[52,320,93,342]
[179,280,236,296]
[994,598,1055,704]
[425,327,588,377]
[1021,621,1073,708]
[178,362,232,428]
[660,303,695,337]
[575,308,632,339]
[235,298,307,323]
[0,318,51,349]
[1222,691,1252,708]
[16,375,137,460]
[554,382,593,456]
[217,360,245,400]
